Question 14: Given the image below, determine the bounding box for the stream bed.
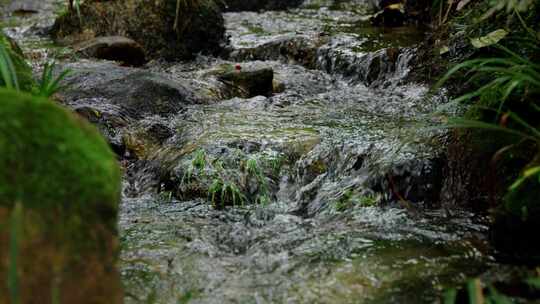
[2,0,509,303]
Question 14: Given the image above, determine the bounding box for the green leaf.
[527,277,540,289]
[509,166,540,191]
[470,29,508,49]
[467,279,484,304]
[443,289,457,304]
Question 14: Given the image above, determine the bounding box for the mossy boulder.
[0,31,35,91]
[0,89,123,303]
[51,0,225,61]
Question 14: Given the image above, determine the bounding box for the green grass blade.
[8,202,23,304]
[0,44,19,91]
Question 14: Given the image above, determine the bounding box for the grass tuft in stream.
[35,61,71,97]
[177,148,283,208]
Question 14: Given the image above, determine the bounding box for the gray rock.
[7,0,46,14]
[60,61,205,118]
[57,61,207,156]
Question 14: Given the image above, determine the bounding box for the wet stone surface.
[1,0,507,303]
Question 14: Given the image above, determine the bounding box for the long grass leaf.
[8,202,23,304]
[0,44,18,90]
[445,117,534,139]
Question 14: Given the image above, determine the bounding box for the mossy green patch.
[0,89,123,303]
[0,88,120,230]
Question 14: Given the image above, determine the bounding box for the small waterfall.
[316,39,417,87]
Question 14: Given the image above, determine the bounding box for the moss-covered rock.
[0,31,35,91]
[0,89,122,303]
[51,0,225,61]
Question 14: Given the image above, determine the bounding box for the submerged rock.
[51,0,225,60]
[74,36,147,66]
[0,89,122,303]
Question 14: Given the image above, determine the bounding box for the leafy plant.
[208,178,246,208]
[435,44,540,119]
[0,41,71,96]
[244,157,271,205]
[335,189,379,211]
[67,0,82,23]
[444,278,517,304]
[434,14,540,198]
[0,42,19,91]
[182,149,208,184]
[481,0,535,20]
[34,62,71,97]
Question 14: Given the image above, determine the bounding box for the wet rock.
[221,0,304,11]
[230,35,326,69]
[7,0,44,14]
[60,61,206,119]
[369,158,444,206]
[0,89,122,304]
[72,100,131,155]
[216,65,274,98]
[440,127,534,211]
[0,31,35,91]
[316,42,414,86]
[51,0,225,60]
[74,36,147,66]
[371,0,406,27]
[123,119,174,159]
[57,61,206,156]
[272,79,286,93]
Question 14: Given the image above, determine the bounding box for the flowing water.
[2,1,507,303]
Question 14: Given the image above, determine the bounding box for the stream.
[2,0,509,303]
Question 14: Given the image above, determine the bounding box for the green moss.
[0,88,121,241]
[0,31,35,92]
